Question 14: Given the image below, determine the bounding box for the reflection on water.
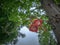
[16,26,39,45]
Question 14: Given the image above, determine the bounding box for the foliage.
[54,0,60,4]
[0,0,57,45]
[0,0,40,44]
[38,15,57,45]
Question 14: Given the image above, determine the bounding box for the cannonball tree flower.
[32,19,43,27]
[29,19,43,32]
[29,24,38,32]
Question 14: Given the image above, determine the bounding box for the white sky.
[16,26,39,45]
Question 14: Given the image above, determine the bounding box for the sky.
[16,26,39,45]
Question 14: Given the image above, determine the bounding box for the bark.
[41,0,60,45]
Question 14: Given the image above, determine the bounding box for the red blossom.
[33,19,43,26]
[29,24,38,32]
[29,19,43,32]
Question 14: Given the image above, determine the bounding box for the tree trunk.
[41,0,60,45]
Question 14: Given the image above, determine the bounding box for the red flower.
[33,19,43,26]
[29,19,43,32]
[29,24,38,32]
